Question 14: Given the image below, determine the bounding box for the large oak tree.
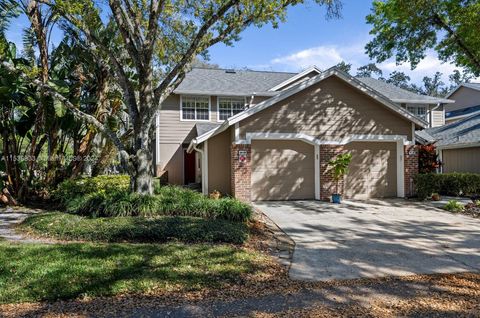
[366,0,480,76]
[34,0,341,194]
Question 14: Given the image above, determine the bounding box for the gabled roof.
[445,82,480,98]
[424,113,480,147]
[268,66,322,91]
[357,77,453,104]
[188,67,429,151]
[195,122,221,136]
[174,68,295,96]
[446,104,480,119]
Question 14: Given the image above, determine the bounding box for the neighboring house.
[444,83,480,124]
[417,113,480,174]
[357,77,452,127]
[155,65,452,201]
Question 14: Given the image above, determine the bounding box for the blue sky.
[6,0,461,84]
[208,0,460,83]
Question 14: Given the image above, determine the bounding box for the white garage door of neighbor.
[251,140,315,201]
[344,141,397,199]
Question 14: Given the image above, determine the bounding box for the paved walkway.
[0,206,49,243]
[254,199,480,281]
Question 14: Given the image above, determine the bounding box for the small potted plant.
[209,190,221,200]
[327,153,352,204]
[431,193,441,201]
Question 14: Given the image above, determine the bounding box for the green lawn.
[19,212,248,244]
[0,241,269,303]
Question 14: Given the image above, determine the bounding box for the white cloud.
[379,51,460,83]
[267,45,471,85]
[271,46,344,70]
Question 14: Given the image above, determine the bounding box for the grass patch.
[0,241,269,303]
[19,212,249,244]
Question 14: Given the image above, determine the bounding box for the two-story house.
[155,66,452,201]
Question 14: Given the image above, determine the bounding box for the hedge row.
[53,175,252,222]
[415,173,480,200]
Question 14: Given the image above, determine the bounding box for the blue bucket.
[332,194,342,204]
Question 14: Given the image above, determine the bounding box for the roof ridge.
[191,67,297,74]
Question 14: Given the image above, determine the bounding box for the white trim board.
[155,112,161,165]
[269,66,322,91]
[242,132,409,146]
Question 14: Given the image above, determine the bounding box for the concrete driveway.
[254,199,480,281]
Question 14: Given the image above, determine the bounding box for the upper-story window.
[181,96,210,121]
[407,105,427,120]
[218,97,246,121]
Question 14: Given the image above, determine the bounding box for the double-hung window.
[181,96,209,121]
[407,105,427,120]
[218,97,246,121]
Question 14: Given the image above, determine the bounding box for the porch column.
[404,145,419,197]
[319,144,345,201]
[231,143,251,202]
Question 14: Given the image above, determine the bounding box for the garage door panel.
[251,140,315,201]
[344,142,397,199]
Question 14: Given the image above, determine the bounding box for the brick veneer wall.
[320,144,346,201]
[404,145,419,197]
[231,144,251,202]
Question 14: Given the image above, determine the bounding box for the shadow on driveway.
[254,199,480,281]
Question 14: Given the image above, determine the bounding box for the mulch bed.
[463,203,480,218]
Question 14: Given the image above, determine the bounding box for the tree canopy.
[366,0,480,76]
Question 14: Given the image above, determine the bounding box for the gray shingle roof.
[195,122,221,136]
[174,68,296,96]
[446,104,480,119]
[357,77,452,104]
[463,83,480,91]
[424,113,480,147]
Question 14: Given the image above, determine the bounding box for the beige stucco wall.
[446,87,480,112]
[159,143,184,185]
[207,129,232,195]
[238,76,414,141]
[442,147,480,173]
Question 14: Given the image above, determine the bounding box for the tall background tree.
[365,0,480,76]
[30,0,342,195]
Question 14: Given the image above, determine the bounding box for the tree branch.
[153,0,240,105]
[109,0,144,69]
[2,61,128,153]
[432,13,480,71]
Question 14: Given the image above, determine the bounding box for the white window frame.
[407,105,427,121]
[217,96,247,122]
[179,95,211,122]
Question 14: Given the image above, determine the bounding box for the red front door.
[184,150,196,185]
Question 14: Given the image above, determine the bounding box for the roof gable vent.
[225,69,236,74]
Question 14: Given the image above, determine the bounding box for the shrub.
[57,176,252,222]
[444,200,465,212]
[415,173,480,200]
[54,175,130,205]
[418,144,441,173]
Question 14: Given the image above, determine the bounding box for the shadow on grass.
[0,241,267,305]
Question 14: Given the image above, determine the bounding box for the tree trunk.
[131,147,153,194]
[130,128,153,194]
